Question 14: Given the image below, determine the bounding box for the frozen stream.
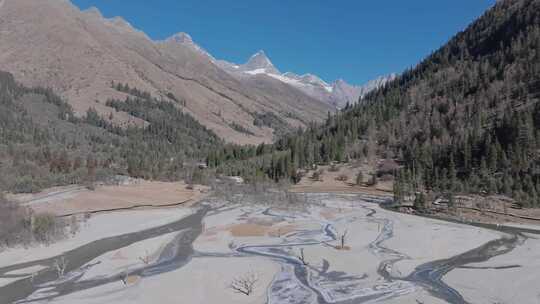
[0,194,536,304]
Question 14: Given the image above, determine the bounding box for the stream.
[233,195,530,304]
[0,194,536,304]
[0,206,209,304]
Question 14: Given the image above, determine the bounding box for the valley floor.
[0,192,539,304]
[6,180,208,216]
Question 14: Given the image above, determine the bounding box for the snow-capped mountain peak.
[243,50,280,74]
[214,49,395,109]
[248,50,271,65]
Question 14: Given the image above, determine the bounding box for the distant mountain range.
[0,0,394,144]
[153,31,396,109]
[215,50,396,109]
[166,32,396,109]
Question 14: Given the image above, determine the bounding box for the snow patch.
[270,73,333,93]
[244,68,269,75]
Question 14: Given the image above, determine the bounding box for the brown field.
[228,223,269,237]
[226,222,299,238]
[7,180,209,216]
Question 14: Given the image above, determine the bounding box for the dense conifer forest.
[0,73,221,193]
[211,0,540,207]
[1,0,539,210]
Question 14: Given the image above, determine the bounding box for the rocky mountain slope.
[0,0,332,144]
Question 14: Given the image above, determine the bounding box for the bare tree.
[338,230,348,249]
[298,248,308,266]
[69,215,80,236]
[311,169,324,181]
[30,271,37,284]
[230,272,258,296]
[54,256,68,279]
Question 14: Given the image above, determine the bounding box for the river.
[0,195,537,304]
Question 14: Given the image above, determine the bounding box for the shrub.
[32,213,63,243]
[311,170,324,181]
[336,174,349,182]
[12,176,42,194]
[379,174,394,182]
[328,164,340,172]
[0,196,30,248]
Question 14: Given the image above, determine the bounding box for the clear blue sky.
[72,0,495,85]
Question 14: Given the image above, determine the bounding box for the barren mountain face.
[0,0,332,144]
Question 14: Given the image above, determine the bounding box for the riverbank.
[2,192,539,304]
[0,208,194,270]
[10,195,526,303]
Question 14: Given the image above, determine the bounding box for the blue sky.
[72,0,495,85]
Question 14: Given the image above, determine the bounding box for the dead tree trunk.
[54,257,68,279]
[298,248,308,266]
[340,230,348,249]
[230,272,258,296]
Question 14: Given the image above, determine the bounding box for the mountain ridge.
[0,0,332,144]
[216,50,396,108]
[72,3,394,111]
[214,0,540,208]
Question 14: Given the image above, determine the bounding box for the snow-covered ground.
[79,231,182,281]
[4,194,537,304]
[0,208,194,268]
[444,232,540,304]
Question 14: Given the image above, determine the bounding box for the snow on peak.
[215,50,397,107]
[282,72,301,80]
[245,68,268,75]
[110,16,131,28]
[298,74,331,91]
[235,51,332,92]
[244,50,279,74]
[249,50,269,61]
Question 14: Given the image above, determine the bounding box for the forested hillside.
[0,72,221,193]
[213,0,540,207]
[0,0,334,145]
